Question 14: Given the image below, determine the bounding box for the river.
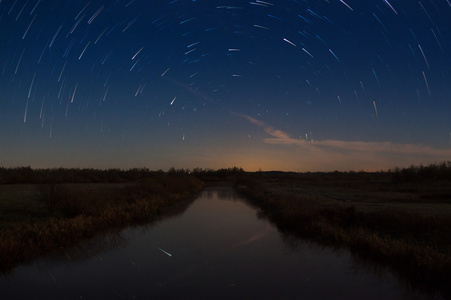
[0,187,439,299]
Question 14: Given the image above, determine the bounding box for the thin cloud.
[241,114,265,127]
[239,113,451,158]
[234,112,289,139]
[264,127,291,140]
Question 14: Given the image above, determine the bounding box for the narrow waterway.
[0,187,437,299]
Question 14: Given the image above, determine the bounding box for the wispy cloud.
[241,114,265,127]
[237,113,451,158]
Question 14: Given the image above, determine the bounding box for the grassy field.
[0,184,47,227]
[0,175,203,273]
[235,169,451,299]
[0,183,131,228]
[262,172,451,215]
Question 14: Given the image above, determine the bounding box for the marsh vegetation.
[0,169,203,272]
[235,163,451,298]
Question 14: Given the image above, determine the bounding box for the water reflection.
[278,230,439,300]
[0,187,440,300]
[205,186,241,201]
[47,232,127,264]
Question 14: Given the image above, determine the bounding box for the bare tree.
[38,183,59,214]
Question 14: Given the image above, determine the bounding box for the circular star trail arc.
[1,0,450,171]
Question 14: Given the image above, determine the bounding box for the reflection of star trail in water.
[158,247,172,257]
[1,0,451,171]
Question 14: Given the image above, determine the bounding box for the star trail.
[1,0,450,171]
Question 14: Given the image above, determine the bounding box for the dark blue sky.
[1,0,450,171]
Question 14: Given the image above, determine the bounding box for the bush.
[58,186,90,218]
[38,184,92,217]
[38,183,59,214]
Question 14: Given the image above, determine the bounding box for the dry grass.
[0,175,203,273]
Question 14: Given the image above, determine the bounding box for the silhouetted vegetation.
[191,167,245,183]
[0,167,165,184]
[391,161,451,183]
[0,166,246,185]
[37,183,58,214]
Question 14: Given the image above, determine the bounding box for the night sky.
[1,0,451,171]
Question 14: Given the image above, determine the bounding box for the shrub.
[38,183,59,214]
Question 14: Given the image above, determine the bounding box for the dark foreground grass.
[0,175,203,273]
[235,173,451,299]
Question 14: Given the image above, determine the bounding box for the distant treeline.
[0,166,245,184]
[391,161,451,183]
[1,163,450,184]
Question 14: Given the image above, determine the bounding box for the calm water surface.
[0,187,437,299]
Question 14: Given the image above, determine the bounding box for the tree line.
[0,166,245,184]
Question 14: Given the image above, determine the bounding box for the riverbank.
[235,171,451,298]
[0,175,203,273]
